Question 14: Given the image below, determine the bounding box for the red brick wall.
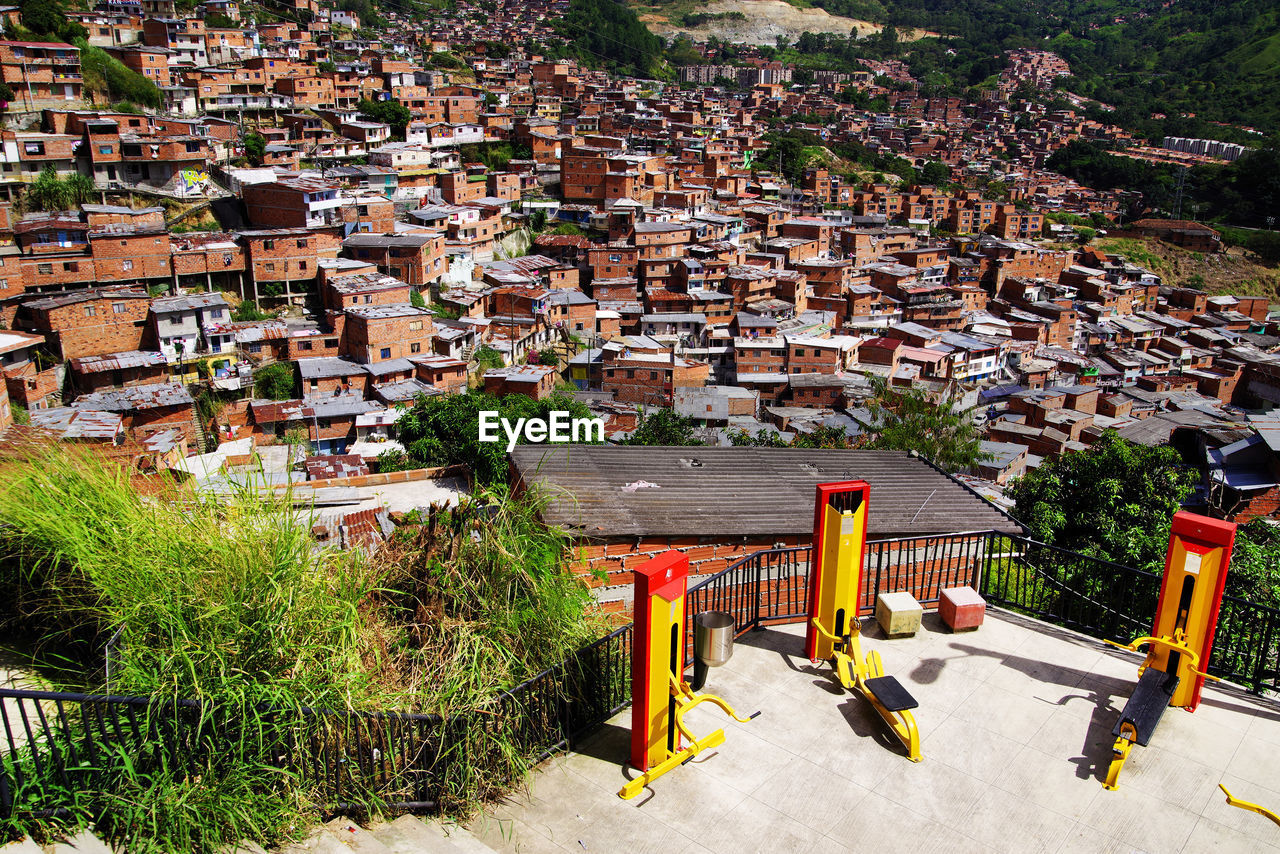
[28,296,151,359]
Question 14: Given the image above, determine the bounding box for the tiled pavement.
[465,610,1280,854]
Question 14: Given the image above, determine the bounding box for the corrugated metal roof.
[511,446,1023,539]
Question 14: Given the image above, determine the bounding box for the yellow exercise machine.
[805,481,922,763]
[1220,784,1280,829]
[619,551,757,800]
[1102,511,1236,790]
[810,616,921,761]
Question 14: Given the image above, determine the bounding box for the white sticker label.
[1184,551,1202,576]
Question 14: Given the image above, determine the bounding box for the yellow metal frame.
[618,673,756,800]
[812,617,921,763]
[1102,630,1220,790]
[1220,784,1280,829]
[809,501,866,663]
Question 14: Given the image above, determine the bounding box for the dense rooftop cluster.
[0,1,1276,527]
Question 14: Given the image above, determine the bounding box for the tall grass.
[371,491,607,810]
[0,447,606,849]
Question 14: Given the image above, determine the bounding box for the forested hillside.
[868,0,1280,134]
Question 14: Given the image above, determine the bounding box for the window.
[210,308,223,319]
[625,369,634,379]
[794,348,805,357]
[0,279,6,290]
[298,341,313,351]
[265,262,275,272]
[122,260,134,271]
[409,320,422,331]
[363,294,371,304]
[297,239,308,248]
[650,371,659,380]
[380,348,391,359]
[23,142,44,155]
[263,239,275,249]
[98,145,112,155]
[112,302,127,314]
[324,338,337,348]
[247,343,262,353]
[410,342,421,353]
[84,305,97,317]
[38,263,52,275]
[63,262,78,272]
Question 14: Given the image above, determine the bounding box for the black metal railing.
[978,533,1163,643]
[0,624,633,821]
[682,531,992,656]
[978,532,1280,695]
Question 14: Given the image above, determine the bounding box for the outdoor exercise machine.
[1220,784,1280,829]
[1102,510,1236,790]
[806,481,922,763]
[619,550,758,800]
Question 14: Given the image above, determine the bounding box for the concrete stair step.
[322,819,394,854]
[274,828,353,854]
[0,839,44,854]
[42,831,114,854]
[367,815,496,854]
[218,842,271,854]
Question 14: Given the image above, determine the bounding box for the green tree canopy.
[395,390,602,485]
[863,378,987,473]
[243,133,266,166]
[623,408,702,446]
[252,361,297,401]
[1006,430,1196,568]
[357,98,411,139]
[555,0,663,77]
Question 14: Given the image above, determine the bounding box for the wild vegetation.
[383,390,602,485]
[0,445,606,850]
[76,41,163,109]
[556,0,665,78]
[1047,140,1280,230]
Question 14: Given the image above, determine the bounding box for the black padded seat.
[864,675,918,712]
[1112,666,1180,746]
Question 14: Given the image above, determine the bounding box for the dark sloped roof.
[511,446,1024,539]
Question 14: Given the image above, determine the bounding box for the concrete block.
[940,585,986,631]
[876,591,923,637]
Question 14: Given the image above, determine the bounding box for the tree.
[863,379,987,473]
[357,98,411,139]
[920,160,950,186]
[556,0,663,78]
[624,409,702,446]
[728,428,787,447]
[21,0,84,40]
[395,390,602,485]
[252,361,297,401]
[1006,430,1196,568]
[409,288,426,309]
[792,425,858,449]
[243,133,266,166]
[1226,520,1280,609]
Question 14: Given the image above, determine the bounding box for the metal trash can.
[692,611,734,689]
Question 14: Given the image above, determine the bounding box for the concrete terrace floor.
[464,610,1280,854]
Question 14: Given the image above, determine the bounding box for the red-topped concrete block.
[940,586,986,631]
